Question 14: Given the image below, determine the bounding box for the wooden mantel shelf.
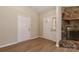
[62,7,79,20]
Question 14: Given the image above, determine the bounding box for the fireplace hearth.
[59,39,77,49]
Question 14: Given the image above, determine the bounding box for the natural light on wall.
[51,17,56,31]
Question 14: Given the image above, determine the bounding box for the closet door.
[43,16,51,39]
[17,15,31,42]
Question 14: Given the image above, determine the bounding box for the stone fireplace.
[60,7,79,49]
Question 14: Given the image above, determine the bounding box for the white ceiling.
[29,6,56,13]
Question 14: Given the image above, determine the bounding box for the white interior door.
[17,15,31,42]
[43,16,51,38]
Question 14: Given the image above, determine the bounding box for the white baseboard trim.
[40,36,56,42]
[40,36,60,47]
[56,43,59,47]
[0,41,18,48]
[30,36,40,39]
[0,36,39,48]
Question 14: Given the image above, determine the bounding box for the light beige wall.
[0,7,17,45]
[14,7,40,38]
[40,9,56,41]
[0,7,39,46]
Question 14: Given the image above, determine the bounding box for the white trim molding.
[56,6,61,47]
[0,36,39,48]
[0,42,18,48]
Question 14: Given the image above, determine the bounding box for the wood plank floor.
[0,37,79,52]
